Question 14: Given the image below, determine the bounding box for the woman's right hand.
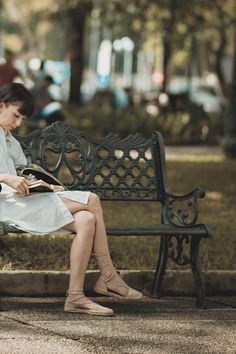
[4,175,30,195]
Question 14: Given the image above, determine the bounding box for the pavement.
[0,295,236,354]
[0,270,235,354]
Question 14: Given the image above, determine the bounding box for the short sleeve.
[7,134,27,168]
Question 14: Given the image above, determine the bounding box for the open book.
[28,181,53,193]
[17,165,63,186]
[17,164,65,193]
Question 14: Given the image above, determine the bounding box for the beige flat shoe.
[93,272,143,299]
[64,290,114,317]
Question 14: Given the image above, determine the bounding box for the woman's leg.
[65,210,96,290]
[61,193,142,299]
[63,209,113,316]
[61,193,115,276]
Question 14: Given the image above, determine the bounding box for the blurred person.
[31,75,53,117]
[33,59,46,89]
[0,49,23,86]
[0,82,143,317]
[124,87,134,107]
[30,75,64,127]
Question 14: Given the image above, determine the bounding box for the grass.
[0,156,235,271]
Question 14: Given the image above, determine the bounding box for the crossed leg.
[61,193,115,290]
[61,192,142,315]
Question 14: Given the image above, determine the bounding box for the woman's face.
[0,102,25,132]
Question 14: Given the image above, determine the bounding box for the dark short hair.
[0,82,35,117]
[44,75,54,84]
[5,49,14,59]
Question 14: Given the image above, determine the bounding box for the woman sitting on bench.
[0,83,142,317]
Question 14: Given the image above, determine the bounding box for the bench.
[0,121,212,308]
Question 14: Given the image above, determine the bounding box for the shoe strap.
[103,270,117,284]
[66,289,84,297]
[103,271,129,294]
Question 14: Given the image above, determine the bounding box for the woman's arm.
[0,174,29,195]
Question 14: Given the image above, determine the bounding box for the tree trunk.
[215,29,228,97]
[5,0,34,55]
[162,37,172,92]
[214,4,229,98]
[161,4,176,92]
[68,8,86,105]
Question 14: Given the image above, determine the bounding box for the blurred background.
[0,0,235,146]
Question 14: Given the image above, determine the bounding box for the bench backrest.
[15,122,168,202]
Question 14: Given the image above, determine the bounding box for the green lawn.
[0,157,235,271]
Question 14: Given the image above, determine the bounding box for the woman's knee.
[74,210,96,231]
[88,193,102,212]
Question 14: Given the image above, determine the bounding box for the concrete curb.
[0,270,235,296]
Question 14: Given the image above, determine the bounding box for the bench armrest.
[163,187,205,227]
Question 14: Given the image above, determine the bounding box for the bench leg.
[191,237,206,308]
[152,236,168,297]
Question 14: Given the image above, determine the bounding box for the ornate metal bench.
[0,121,212,307]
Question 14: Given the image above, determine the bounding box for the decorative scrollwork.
[15,122,206,205]
[15,122,168,201]
[163,188,205,227]
[14,129,42,164]
[167,234,191,266]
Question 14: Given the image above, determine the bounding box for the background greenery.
[0,0,234,103]
[1,156,235,271]
[63,103,223,144]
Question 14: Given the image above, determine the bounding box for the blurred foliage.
[62,102,224,144]
[0,158,235,271]
[0,0,235,99]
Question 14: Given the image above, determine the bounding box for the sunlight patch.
[206,191,222,200]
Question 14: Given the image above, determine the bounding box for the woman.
[0,83,142,317]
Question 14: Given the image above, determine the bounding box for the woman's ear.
[0,102,7,113]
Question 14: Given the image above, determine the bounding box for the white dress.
[0,127,90,235]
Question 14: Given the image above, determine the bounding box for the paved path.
[0,296,235,354]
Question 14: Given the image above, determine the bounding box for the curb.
[0,270,236,296]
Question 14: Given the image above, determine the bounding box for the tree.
[1,0,234,103]
[54,0,92,104]
[200,0,235,96]
[3,0,34,55]
[58,0,234,104]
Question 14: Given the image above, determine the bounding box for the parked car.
[167,76,225,114]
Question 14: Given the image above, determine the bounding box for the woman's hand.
[28,180,65,192]
[4,175,30,195]
[50,184,65,192]
[28,179,52,189]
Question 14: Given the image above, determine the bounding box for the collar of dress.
[4,130,12,141]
